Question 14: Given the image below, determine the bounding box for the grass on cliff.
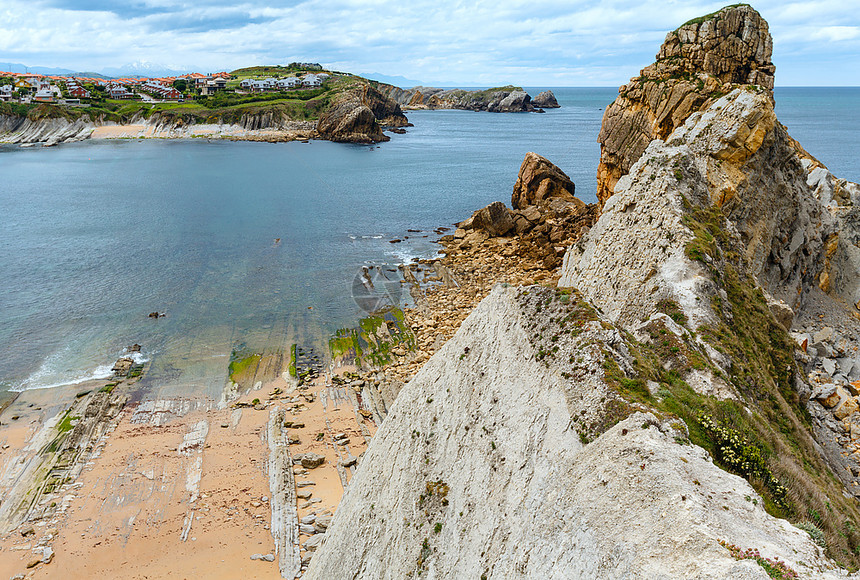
[533,196,860,567]
[667,198,860,568]
[680,4,752,28]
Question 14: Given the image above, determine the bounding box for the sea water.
[0,87,857,398]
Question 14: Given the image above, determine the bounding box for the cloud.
[1,0,858,85]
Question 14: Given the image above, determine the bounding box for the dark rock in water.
[128,344,141,352]
[389,239,402,244]
[512,152,578,210]
[532,90,560,108]
[388,127,407,134]
[317,84,408,144]
[148,312,159,319]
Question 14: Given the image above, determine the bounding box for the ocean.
[0,87,857,398]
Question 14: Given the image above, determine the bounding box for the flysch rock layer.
[596,4,775,206]
[561,87,830,326]
[306,286,843,579]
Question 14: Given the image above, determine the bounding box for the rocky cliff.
[307,286,852,579]
[596,4,775,206]
[0,81,408,146]
[305,6,860,578]
[377,85,550,112]
[317,84,409,143]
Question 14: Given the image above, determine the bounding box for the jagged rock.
[250,553,275,562]
[317,84,406,144]
[304,533,325,552]
[561,88,828,327]
[317,91,387,144]
[465,201,514,237]
[512,152,578,210]
[532,91,560,108]
[596,5,775,205]
[313,515,332,533]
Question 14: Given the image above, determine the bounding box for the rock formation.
[306,287,848,579]
[317,85,408,143]
[306,6,860,578]
[596,4,775,206]
[376,85,541,112]
[512,152,577,209]
[532,90,560,108]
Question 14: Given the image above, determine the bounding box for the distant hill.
[0,62,77,75]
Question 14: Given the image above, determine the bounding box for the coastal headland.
[0,65,557,147]
[6,4,860,580]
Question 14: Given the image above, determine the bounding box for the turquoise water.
[0,87,857,397]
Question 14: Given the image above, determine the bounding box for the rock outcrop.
[307,7,860,577]
[562,88,830,324]
[532,90,560,108]
[596,4,775,206]
[307,84,409,143]
[306,287,846,579]
[377,85,541,112]
[512,152,577,209]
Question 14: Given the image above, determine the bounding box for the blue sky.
[1,0,857,85]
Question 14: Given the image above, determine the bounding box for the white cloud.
[0,0,857,85]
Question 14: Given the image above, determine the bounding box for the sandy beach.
[0,359,373,578]
[0,213,567,579]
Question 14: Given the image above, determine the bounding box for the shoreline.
[0,195,583,577]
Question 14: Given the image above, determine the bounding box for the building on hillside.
[33,88,55,102]
[301,74,325,87]
[276,77,300,89]
[68,85,91,98]
[107,84,134,99]
[0,84,13,101]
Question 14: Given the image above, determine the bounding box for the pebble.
[250,553,275,562]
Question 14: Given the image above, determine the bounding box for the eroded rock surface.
[596,4,775,205]
[306,287,843,579]
[512,152,578,209]
[377,85,539,112]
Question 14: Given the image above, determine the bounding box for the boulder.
[532,90,560,108]
[512,152,578,210]
[596,5,775,206]
[469,202,514,237]
[300,453,326,469]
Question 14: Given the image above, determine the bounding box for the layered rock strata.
[512,152,577,209]
[377,85,542,112]
[596,4,775,206]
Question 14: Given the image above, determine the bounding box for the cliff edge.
[596,4,775,206]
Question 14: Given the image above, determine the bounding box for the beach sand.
[0,364,372,579]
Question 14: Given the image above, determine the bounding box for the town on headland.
[0,62,559,146]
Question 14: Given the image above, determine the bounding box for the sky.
[0,0,858,85]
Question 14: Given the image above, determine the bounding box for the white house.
[301,74,323,87]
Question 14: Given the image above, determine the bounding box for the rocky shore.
[308,6,860,579]
[376,84,555,113]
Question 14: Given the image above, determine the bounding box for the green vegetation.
[680,4,750,28]
[289,343,297,378]
[329,306,416,368]
[228,350,261,383]
[57,410,79,434]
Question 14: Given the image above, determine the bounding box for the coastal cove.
[1,87,858,400]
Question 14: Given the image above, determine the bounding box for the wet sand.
[0,365,372,579]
